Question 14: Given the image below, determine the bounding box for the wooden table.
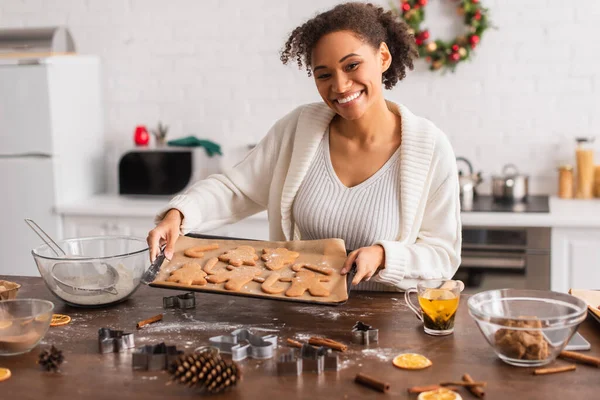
[1,276,599,399]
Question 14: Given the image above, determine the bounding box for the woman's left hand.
[340,245,385,285]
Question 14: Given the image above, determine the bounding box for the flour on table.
[291,306,373,320]
[292,333,314,341]
[338,359,354,370]
[361,348,396,362]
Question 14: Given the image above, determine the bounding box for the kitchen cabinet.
[62,216,150,238]
[61,215,270,242]
[551,227,600,292]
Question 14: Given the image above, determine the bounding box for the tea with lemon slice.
[418,288,460,333]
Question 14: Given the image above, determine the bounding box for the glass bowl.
[0,299,54,356]
[468,289,587,367]
[32,236,148,308]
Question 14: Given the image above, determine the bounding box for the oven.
[455,226,551,294]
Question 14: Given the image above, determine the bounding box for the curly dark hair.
[280,2,418,89]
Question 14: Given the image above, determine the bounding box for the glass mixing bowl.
[468,289,587,367]
[32,236,149,308]
[0,299,54,356]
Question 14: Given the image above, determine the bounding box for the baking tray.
[149,234,357,306]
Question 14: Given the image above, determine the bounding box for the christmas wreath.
[390,0,492,72]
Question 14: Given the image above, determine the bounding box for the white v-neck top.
[293,130,402,251]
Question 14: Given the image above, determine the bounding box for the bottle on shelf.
[575,137,595,199]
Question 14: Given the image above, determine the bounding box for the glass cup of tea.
[404,279,463,336]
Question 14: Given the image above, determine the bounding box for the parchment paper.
[569,289,600,320]
[149,236,349,304]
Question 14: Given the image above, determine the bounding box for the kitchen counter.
[3,276,600,399]
[56,194,600,228]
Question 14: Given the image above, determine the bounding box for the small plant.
[152,121,169,145]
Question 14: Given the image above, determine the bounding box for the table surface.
[1,276,599,400]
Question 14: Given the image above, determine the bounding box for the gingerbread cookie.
[218,245,258,267]
[260,272,287,295]
[291,263,334,276]
[494,317,549,360]
[206,265,262,291]
[261,248,300,271]
[184,243,220,258]
[203,257,220,274]
[167,263,208,286]
[280,270,330,297]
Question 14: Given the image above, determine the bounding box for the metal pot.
[456,157,483,207]
[492,164,529,202]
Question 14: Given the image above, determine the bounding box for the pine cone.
[168,352,240,394]
[38,345,64,372]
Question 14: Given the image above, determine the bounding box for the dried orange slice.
[418,388,462,400]
[0,368,11,382]
[392,353,432,370]
[50,314,71,327]
[0,321,12,330]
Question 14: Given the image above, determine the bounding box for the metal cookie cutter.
[163,292,196,309]
[194,346,220,355]
[98,327,135,353]
[208,328,278,362]
[132,342,183,371]
[277,344,339,375]
[351,321,379,345]
[277,351,303,376]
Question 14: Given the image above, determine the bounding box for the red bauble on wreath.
[391,0,493,72]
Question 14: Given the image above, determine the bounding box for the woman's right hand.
[147,209,183,262]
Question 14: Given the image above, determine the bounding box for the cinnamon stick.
[462,373,485,399]
[440,381,487,388]
[309,337,348,352]
[136,313,163,329]
[286,338,303,348]
[355,372,390,393]
[407,385,442,394]
[559,350,600,367]
[533,364,576,375]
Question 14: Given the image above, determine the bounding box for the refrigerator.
[0,56,105,276]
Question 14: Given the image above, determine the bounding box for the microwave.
[118,148,221,196]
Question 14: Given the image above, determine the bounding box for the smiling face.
[311,30,391,121]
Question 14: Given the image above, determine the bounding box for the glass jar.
[595,165,600,198]
[575,138,595,199]
[558,164,574,199]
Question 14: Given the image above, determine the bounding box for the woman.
[148,2,461,291]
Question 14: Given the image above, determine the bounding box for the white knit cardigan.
[156,101,462,290]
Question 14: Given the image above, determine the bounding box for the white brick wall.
[2,0,599,194]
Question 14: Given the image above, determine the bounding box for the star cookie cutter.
[163,292,196,309]
[132,342,183,371]
[277,343,339,375]
[208,328,277,362]
[351,321,379,345]
[98,327,135,353]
